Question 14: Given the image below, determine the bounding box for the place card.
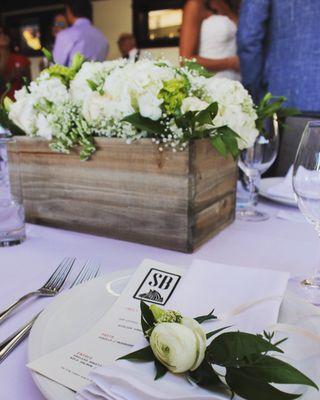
[28,259,185,392]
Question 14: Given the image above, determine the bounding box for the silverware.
[0,259,101,363]
[0,257,75,325]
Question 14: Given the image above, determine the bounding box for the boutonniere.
[119,302,318,400]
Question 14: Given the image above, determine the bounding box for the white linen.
[277,210,307,223]
[76,260,289,400]
[267,166,295,201]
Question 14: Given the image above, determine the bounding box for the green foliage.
[256,92,299,133]
[225,367,302,400]
[158,76,190,116]
[188,360,222,388]
[122,114,167,137]
[43,53,85,87]
[42,47,54,64]
[183,59,214,79]
[194,309,217,324]
[118,345,155,362]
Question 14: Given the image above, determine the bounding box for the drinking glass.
[237,114,279,221]
[0,127,26,246]
[292,121,320,302]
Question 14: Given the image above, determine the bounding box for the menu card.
[28,259,185,392]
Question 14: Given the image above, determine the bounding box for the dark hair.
[205,0,241,15]
[65,0,93,20]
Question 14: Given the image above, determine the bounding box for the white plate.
[28,270,320,400]
[259,177,298,207]
[28,269,133,400]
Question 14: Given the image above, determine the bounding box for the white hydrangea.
[70,59,126,103]
[9,90,37,135]
[9,74,69,138]
[138,91,163,121]
[207,77,259,149]
[181,97,209,113]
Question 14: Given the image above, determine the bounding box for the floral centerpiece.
[1,54,259,160]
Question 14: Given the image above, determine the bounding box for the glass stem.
[247,171,260,209]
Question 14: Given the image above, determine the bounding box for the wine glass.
[292,121,320,303]
[237,114,279,221]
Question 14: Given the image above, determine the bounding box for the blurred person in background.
[180,0,240,80]
[0,26,31,100]
[237,0,320,111]
[40,14,68,71]
[117,33,141,61]
[53,0,109,66]
[52,13,68,38]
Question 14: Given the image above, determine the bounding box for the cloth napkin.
[76,260,289,400]
[267,166,296,201]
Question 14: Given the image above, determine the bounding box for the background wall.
[93,0,179,64]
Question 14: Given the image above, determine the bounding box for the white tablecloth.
[0,201,318,400]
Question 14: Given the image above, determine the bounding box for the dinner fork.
[0,257,75,325]
[0,259,101,363]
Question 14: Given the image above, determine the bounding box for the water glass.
[291,121,320,303]
[0,129,26,246]
[237,115,279,221]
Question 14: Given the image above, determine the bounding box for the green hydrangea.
[150,305,183,324]
[43,53,85,87]
[158,76,190,116]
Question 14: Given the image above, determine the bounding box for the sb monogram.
[134,268,181,305]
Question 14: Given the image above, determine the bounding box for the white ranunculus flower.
[181,317,207,370]
[138,92,163,121]
[150,320,206,374]
[181,97,209,113]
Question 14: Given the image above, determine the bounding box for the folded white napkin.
[267,166,296,201]
[76,260,289,400]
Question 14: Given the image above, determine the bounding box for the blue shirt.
[53,18,109,66]
[237,0,320,113]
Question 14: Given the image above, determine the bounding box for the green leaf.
[241,355,318,390]
[225,367,302,400]
[122,113,166,136]
[154,359,168,380]
[216,126,240,160]
[140,301,156,337]
[210,135,228,157]
[207,332,283,367]
[188,360,221,388]
[71,52,85,72]
[118,345,155,362]
[206,326,232,340]
[87,79,99,91]
[175,111,196,132]
[42,47,54,63]
[183,60,213,78]
[195,309,217,324]
[195,102,218,125]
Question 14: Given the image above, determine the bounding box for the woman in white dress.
[180,0,241,80]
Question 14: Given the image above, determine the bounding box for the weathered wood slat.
[9,137,237,252]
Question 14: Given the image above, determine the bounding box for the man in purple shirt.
[53,0,109,66]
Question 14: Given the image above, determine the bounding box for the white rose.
[181,97,209,114]
[138,92,163,121]
[150,320,206,374]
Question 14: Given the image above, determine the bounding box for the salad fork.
[0,257,75,325]
[0,259,101,363]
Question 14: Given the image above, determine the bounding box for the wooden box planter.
[9,137,237,253]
